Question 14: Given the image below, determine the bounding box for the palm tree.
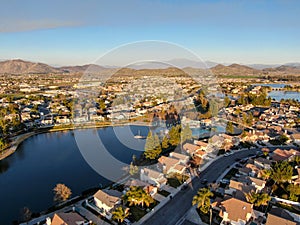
[123,186,154,208]
[112,206,129,223]
[260,169,272,180]
[192,188,213,214]
[246,191,271,207]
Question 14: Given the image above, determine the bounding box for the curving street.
[141,148,259,225]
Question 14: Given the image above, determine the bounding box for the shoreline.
[0,120,151,162]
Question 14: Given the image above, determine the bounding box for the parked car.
[201,179,208,185]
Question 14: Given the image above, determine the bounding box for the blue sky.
[0,0,299,66]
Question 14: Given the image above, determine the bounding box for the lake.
[253,83,287,88]
[268,91,300,101]
[0,126,148,225]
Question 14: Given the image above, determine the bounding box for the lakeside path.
[0,121,151,161]
[0,132,35,161]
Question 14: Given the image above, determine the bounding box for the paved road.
[141,149,258,225]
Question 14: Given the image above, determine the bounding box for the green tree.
[278,134,289,145]
[123,186,154,208]
[246,112,254,126]
[192,188,213,214]
[181,125,192,143]
[270,161,293,184]
[246,191,271,207]
[0,119,9,135]
[144,131,162,160]
[112,206,129,223]
[0,137,8,150]
[226,121,234,134]
[129,162,138,176]
[162,135,169,149]
[260,169,272,180]
[287,184,300,201]
[53,183,72,203]
[168,125,181,146]
[224,96,231,107]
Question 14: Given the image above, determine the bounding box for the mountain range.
[1,59,300,76]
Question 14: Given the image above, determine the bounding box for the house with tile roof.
[218,197,253,225]
[183,143,207,158]
[140,168,167,188]
[169,152,190,165]
[49,212,88,225]
[266,207,299,225]
[271,149,300,162]
[158,155,187,174]
[93,189,122,220]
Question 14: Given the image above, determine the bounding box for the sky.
[0,0,300,66]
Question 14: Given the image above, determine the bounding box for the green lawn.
[130,205,147,221]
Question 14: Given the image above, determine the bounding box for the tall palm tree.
[192,187,213,214]
[246,191,271,207]
[123,186,154,208]
[112,206,129,223]
[260,169,271,180]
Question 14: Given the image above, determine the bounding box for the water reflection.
[0,160,9,174]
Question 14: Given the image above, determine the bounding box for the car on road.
[122,219,132,225]
[220,179,230,184]
[181,182,188,190]
[201,179,208,185]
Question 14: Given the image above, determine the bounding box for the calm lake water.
[0,126,148,225]
[253,83,287,88]
[268,91,300,101]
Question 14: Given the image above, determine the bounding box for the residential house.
[245,163,260,177]
[254,157,272,170]
[290,133,300,144]
[248,177,266,192]
[193,140,208,151]
[183,143,207,158]
[140,168,167,188]
[271,149,300,162]
[169,152,189,165]
[93,189,122,220]
[266,207,298,225]
[226,180,255,201]
[209,135,224,149]
[158,156,186,174]
[218,197,253,225]
[238,167,252,176]
[48,212,88,225]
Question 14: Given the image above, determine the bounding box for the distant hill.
[0,59,60,74]
[246,64,279,70]
[0,59,106,74]
[263,65,300,75]
[211,63,260,76]
[1,59,300,77]
[60,64,105,73]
